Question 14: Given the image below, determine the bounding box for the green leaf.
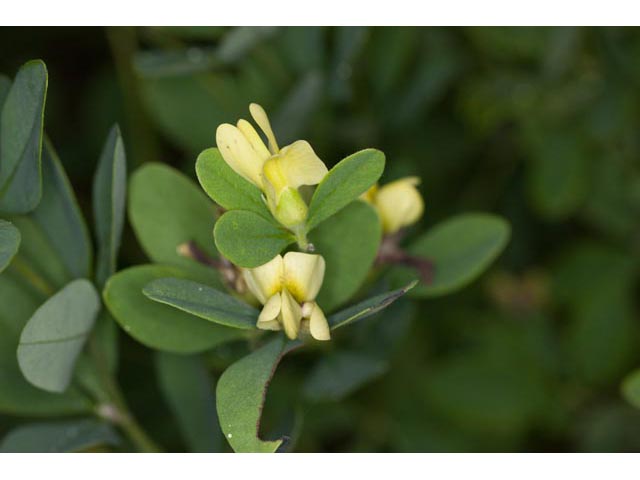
[155,352,221,452]
[31,140,92,279]
[0,272,91,415]
[0,60,47,214]
[306,149,385,231]
[103,264,245,353]
[303,351,388,402]
[0,419,120,453]
[128,162,220,274]
[0,219,20,273]
[5,216,69,292]
[196,148,272,219]
[143,277,258,329]
[0,74,10,108]
[622,369,640,410]
[329,281,417,330]
[217,336,287,453]
[214,210,295,268]
[395,213,511,297]
[312,201,382,312]
[17,279,100,393]
[93,125,127,287]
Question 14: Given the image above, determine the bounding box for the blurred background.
[2,26,640,452]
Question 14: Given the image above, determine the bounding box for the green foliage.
[8,26,609,453]
[0,419,120,453]
[311,201,382,312]
[196,148,272,219]
[306,149,385,231]
[128,162,219,271]
[103,264,245,353]
[329,281,417,330]
[93,125,127,287]
[32,140,93,279]
[17,279,100,393]
[213,210,295,268]
[394,214,511,297]
[0,219,20,273]
[216,337,287,453]
[0,60,47,214]
[155,352,221,452]
[143,277,259,329]
[0,273,92,416]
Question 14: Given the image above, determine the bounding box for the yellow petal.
[216,123,266,188]
[283,252,325,303]
[258,293,281,322]
[308,302,330,341]
[263,140,327,195]
[280,288,302,340]
[360,184,378,204]
[375,176,424,234]
[257,293,282,331]
[249,103,279,154]
[241,255,284,304]
[237,119,271,161]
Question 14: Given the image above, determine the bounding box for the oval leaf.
[129,162,220,273]
[214,210,295,268]
[0,60,47,214]
[31,140,92,279]
[0,273,91,415]
[0,218,20,273]
[395,213,511,297]
[143,277,258,329]
[93,125,127,287]
[103,264,245,353]
[196,147,272,219]
[17,279,100,393]
[312,200,382,312]
[0,419,120,453]
[329,281,417,330]
[155,352,221,452]
[217,336,287,453]
[306,149,385,231]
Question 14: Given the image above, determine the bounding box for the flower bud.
[363,177,424,234]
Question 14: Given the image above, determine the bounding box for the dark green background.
[2,26,640,452]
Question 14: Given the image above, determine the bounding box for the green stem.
[89,335,162,453]
[294,226,313,252]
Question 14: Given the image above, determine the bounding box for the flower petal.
[263,140,327,195]
[216,123,266,188]
[308,302,330,341]
[375,176,424,234]
[237,119,271,161]
[258,293,282,323]
[257,293,282,331]
[249,103,279,154]
[280,288,302,340]
[242,255,284,304]
[283,252,325,303]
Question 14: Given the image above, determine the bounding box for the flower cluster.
[215,104,425,340]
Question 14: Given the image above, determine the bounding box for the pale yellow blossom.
[242,252,330,341]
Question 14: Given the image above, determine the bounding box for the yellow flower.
[216,103,328,230]
[363,176,424,234]
[242,252,330,341]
